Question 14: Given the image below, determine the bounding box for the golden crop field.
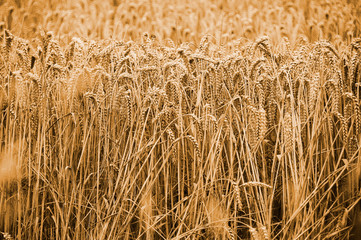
[0,0,361,239]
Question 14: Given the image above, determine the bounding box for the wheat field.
[0,0,361,239]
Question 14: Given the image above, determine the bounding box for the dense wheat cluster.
[0,0,361,240]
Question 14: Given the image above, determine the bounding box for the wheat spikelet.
[4,29,13,61]
[16,49,29,73]
[344,102,352,129]
[308,73,320,112]
[321,41,340,59]
[0,232,13,240]
[178,48,192,74]
[180,90,190,115]
[162,60,177,80]
[327,112,335,136]
[255,36,272,60]
[95,80,106,105]
[14,71,28,109]
[232,180,243,211]
[266,98,277,129]
[259,225,270,240]
[165,79,180,105]
[199,35,210,56]
[125,90,132,128]
[204,113,218,134]
[46,39,65,66]
[250,59,265,84]
[249,227,261,240]
[299,100,307,124]
[257,106,267,142]
[351,40,361,54]
[329,79,340,114]
[86,40,99,63]
[153,106,169,128]
[193,116,204,141]
[347,135,358,159]
[8,71,16,119]
[240,181,272,189]
[254,36,269,50]
[186,134,201,161]
[84,91,98,108]
[340,58,348,92]
[247,105,258,150]
[335,112,347,144]
[256,83,265,106]
[349,94,360,135]
[166,128,177,162]
[283,111,293,153]
[227,226,235,240]
[67,37,85,67]
[15,38,31,72]
[40,30,53,56]
[215,65,223,103]
[66,68,80,104]
[349,54,358,90]
[29,75,40,141]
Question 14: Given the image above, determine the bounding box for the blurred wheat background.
[0,0,361,239]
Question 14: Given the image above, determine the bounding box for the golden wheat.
[0,1,361,239]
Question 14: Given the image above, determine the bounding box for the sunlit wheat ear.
[166,128,176,162]
[227,226,235,240]
[335,112,347,144]
[199,35,210,55]
[249,227,261,240]
[254,36,269,51]
[249,59,265,83]
[326,79,340,114]
[4,29,13,59]
[15,39,31,73]
[67,37,85,67]
[178,48,192,74]
[321,41,340,59]
[255,36,272,59]
[256,83,265,106]
[125,90,132,128]
[347,135,358,159]
[12,71,27,113]
[45,38,65,66]
[0,232,13,240]
[232,181,243,211]
[299,99,307,125]
[259,225,270,240]
[257,106,267,141]
[308,72,320,112]
[165,80,179,105]
[348,93,360,135]
[186,135,201,161]
[240,181,272,189]
[247,105,258,150]
[191,114,204,141]
[29,74,40,140]
[267,98,277,129]
[8,72,16,119]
